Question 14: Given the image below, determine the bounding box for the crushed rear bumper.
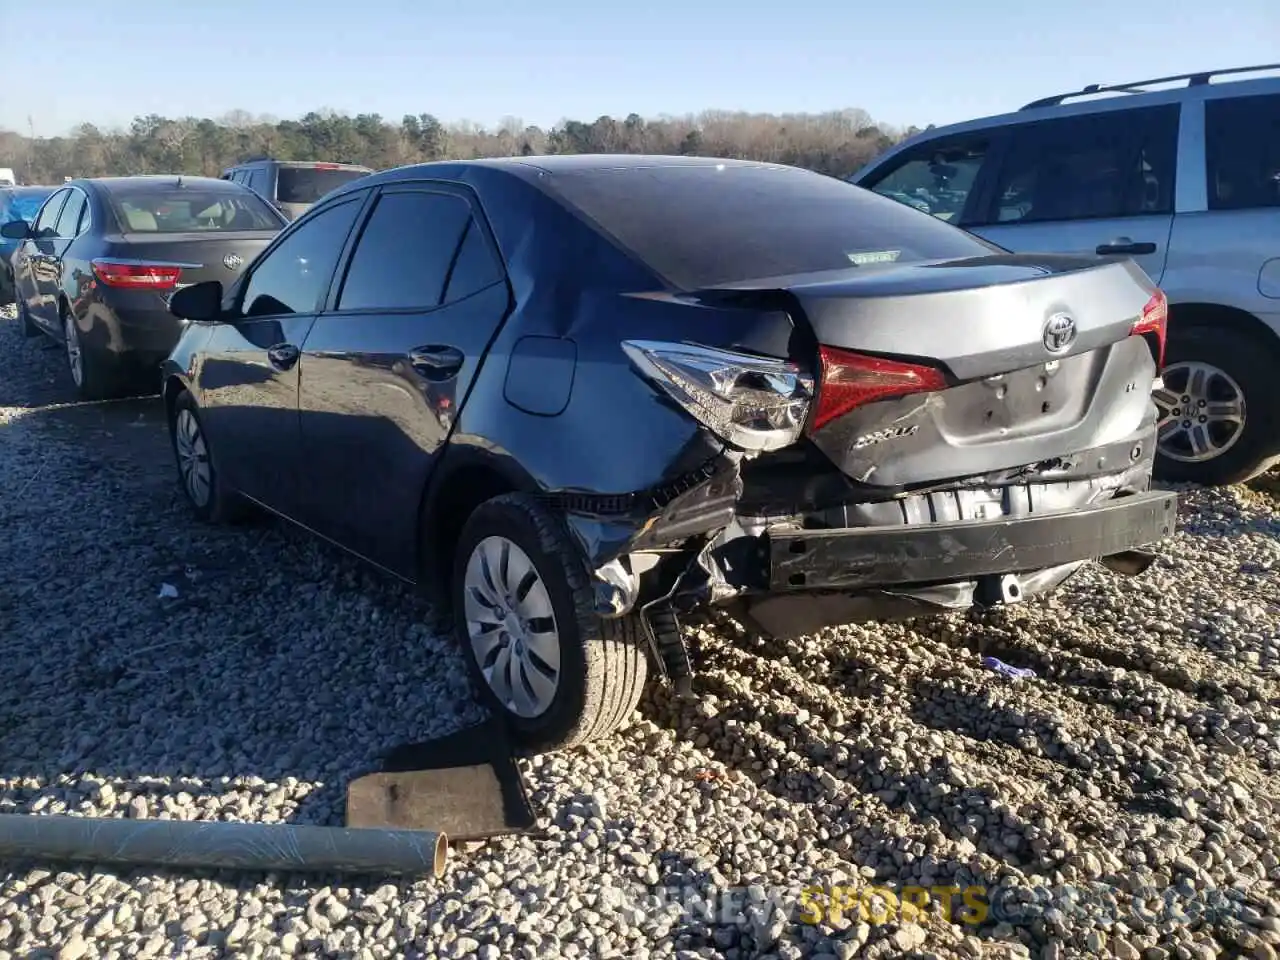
[765,489,1177,592]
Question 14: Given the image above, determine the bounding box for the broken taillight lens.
[620,340,814,452]
[811,346,949,431]
[1131,289,1168,369]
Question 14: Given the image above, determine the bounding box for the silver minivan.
[220,159,373,222]
[852,64,1280,487]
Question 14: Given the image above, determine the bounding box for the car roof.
[348,153,788,192]
[227,159,371,170]
[405,153,768,174]
[83,175,249,193]
[0,185,56,195]
[869,69,1280,166]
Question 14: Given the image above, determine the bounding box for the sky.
[3,0,1277,137]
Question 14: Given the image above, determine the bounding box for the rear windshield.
[542,162,1000,289]
[2,190,54,222]
[106,187,281,233]
[277,167,370,204]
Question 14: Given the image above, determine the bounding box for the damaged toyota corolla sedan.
[161,154,1177,752]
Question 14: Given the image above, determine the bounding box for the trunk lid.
[103,231,277,286]
[710,253,1162,488]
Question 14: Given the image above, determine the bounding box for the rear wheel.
[451,493,649,753]
[1153,324,1280,486]
[63,309,119,401]
[169,390,250,524]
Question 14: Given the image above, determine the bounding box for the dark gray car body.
[161,155,1175,666]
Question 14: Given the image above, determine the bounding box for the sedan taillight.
[92,259,183,290]
[811,346,949,431]
[621,340,813,452]
[1131,289,1168,370]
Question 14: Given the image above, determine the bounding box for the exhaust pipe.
[0,814,447,878]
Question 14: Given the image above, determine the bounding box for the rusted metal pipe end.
[0,814,449,878]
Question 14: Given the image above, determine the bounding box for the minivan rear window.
[541,162,1000,290]
[277,167,370,204]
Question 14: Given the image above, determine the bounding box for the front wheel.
[451,493,649,753]
[1153,325,1280,486]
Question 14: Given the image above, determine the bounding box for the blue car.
[1,185,55,304]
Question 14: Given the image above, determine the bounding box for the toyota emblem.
[222,253,244,271]
[1042,312,1077,353]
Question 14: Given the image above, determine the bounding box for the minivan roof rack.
[1020,63,1280,110]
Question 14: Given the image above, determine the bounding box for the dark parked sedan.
[161,155,1177,752]
[2,176,286,399]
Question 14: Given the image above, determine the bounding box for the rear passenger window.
[55,191,87,238]
[240,198,362,317]
[444,219,504,303]
[248,168,272,196]
[337,191,471,311]
[1206,93,1280,210]
[862,138,989,224]
[988,107,1178,223]
[34,190,67,236]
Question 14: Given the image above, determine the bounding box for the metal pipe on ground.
[0,814,447,878]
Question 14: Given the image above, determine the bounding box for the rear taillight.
[91,260,182,290]
[621,340,814,452]
[1131,290,1168,369]
[812,346,949,431]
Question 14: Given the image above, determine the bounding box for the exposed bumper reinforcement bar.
[766,490,1177,592]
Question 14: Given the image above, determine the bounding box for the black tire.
[17,298,38,338]
[63,308,120,401]
[1154,324,1280,487]
[451,493,649,753]
[169,390,251,524]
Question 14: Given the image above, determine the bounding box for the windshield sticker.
[847,250,902,265]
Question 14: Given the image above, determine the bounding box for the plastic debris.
[981,656,1036,680]
[158,583,179,599]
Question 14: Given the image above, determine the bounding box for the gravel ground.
[1,300,1279,960]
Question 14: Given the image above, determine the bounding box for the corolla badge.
[1042,312,1077,353]
[222,253,243,271]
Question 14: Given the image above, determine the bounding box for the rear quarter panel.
[443,168,725,497]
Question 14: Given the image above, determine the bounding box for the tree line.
[1,108,928,185]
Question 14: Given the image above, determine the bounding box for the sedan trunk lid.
[708,254,1166,488]
[101,231,276,287]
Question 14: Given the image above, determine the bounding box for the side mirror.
[0,219,31,240]
[169,280,225,322]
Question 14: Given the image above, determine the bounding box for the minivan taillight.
[811,346,948,431]
[92,260,183,290]
[1131,290,1168,369]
